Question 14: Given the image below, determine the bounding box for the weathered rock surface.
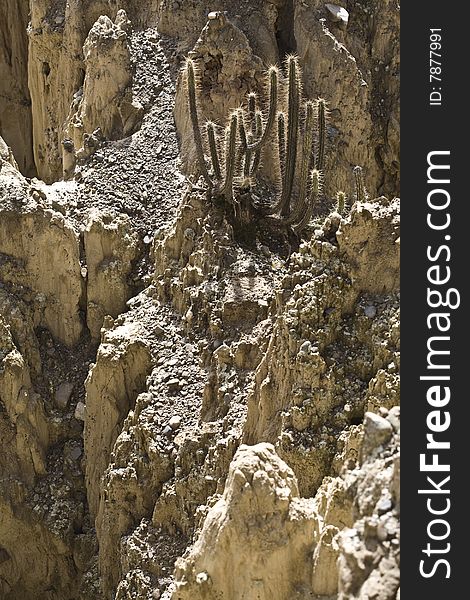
[63,11,143,177]
[172,443,318,600]
[0,3,400,600]
[84,209,140,339]
[158,0,281,64]
[244,198,399,495]
[84,316,153,517]
[0,0,35,176]
[0,165,84,347]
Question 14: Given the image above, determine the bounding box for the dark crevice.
[42,62,51,78]
[0,0,37,178]
[275,0,297,59]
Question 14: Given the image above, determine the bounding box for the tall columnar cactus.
[277,111,286,179]
[184,52,335,234]
[236,108,249,178]
[222,111,239,201]
[250,111,263,177]
[292,169,322,233]
[298,100,315,210]
[185,58,212,187]
[314,98,327,172]
[279,55,301,217]
[242,93,256,176]
[353,165,367,203]
[335,191,347,215]
[206,121,221,180]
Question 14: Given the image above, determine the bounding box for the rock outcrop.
[244,198,400,495]
[84,209,140,340]
[63,11,143,177]
[0,164,84,347]
[0,0,35,177]
[172,443,318,600]
[84,316,153,517]
[0,3,400,599]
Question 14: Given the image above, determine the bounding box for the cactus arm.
[336,191,347,215]
[298,100,315,209]
[222,111,239,201]
[293,169,321,233]
[250,111,263,177]
[314,98,327,172]
[279,55,301,217]
[353,165,367,203]
[185,58,212,187]
[248,92,257,135]
[206,121,222,180]
[246,66,279,152]
[236,108,250,178]
[277,111,286,180]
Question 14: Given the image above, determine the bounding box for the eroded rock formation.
[0,3,400,599]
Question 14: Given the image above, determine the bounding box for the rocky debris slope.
[1,2,400,600]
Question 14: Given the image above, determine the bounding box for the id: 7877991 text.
[429,28,442,106]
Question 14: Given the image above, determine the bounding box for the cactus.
[279,55,301,217]
[236,108,250,180]
[298,101,315,211]
[244,94,257,177]
[248,92,257,134]
[293,169,322,233]
[277,111,286,179]
[250,111,263,177]
[184,51,338,235]
[247,66,279,152]
[185,58,212,187]
[206,121,222,180]
[222,111,239,201]
[335,191,347,215]
[314,98,327,172]
[353,165,367,203]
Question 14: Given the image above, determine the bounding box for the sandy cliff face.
[1,2,400,599]
[0,0,35,177]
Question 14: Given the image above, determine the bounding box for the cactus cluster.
[184,55,365,234]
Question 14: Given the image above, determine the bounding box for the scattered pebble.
[325,4,349,26]
[74,401,86,421]
[377,497,393,515]
[363,412,393,449]
[54,382,74,410]
[169,415,181,430]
